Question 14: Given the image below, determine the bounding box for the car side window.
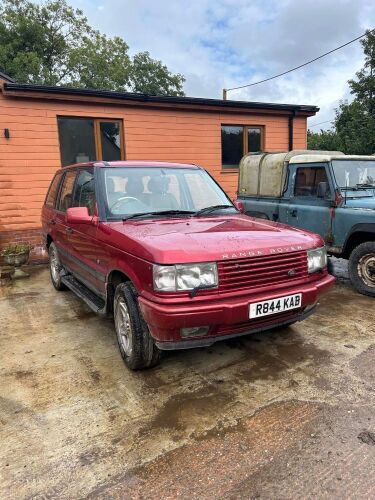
[57,171,77,212]
[72,169,96,216]
[294,167,330,197]
[45,172,63,208]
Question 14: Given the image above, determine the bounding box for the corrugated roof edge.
[0,71,15,83]
[3,82,319,113]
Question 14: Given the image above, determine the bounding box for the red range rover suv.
[42,161,335,369]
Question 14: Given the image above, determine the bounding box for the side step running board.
[61,275,106,314]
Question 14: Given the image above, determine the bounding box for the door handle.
[48,219,56,226]
[290,209,298,217]
[66,227,74,234]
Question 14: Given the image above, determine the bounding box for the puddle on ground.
[144,386,233,433]
[231,329,331,383]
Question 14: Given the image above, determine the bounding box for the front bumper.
[138,273,335,350]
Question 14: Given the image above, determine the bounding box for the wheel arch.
[342,224,375,258]
[106,269,133,314]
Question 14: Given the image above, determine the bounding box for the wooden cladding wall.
[0,91,309,235]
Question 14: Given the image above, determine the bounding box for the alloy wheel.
[115,297,133,356]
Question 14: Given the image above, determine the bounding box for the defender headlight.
[153,263,218,291]
[307,246,327,273]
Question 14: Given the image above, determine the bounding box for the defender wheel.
[49,243,67,291]
[114,282,161,370]
[348,242,375,298]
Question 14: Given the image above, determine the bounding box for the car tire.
[114,282,161,370]
[49,243,67,291]
[348,242,375,298]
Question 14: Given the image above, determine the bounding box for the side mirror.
[317,182,328,198]
[66,206,92,224]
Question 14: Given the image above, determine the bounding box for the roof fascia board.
[2,82,319,115]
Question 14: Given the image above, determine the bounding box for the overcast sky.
[69,0,374,129]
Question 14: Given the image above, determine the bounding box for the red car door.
[42,170,64,244]
[53,169,77,267]
[66,168,106,297]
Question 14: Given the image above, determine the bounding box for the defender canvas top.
[238,150,366,198]
[289,154,375,164]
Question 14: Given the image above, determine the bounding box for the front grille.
[218,250,308,293]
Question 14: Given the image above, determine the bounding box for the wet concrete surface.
[1,260,375,499]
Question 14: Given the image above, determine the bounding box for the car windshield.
[101,167,235,219]
[332,160,375,189]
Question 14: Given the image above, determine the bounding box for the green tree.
[307,128,341,151]
[130,52,185,96]
[308,30,375,154]
[335,100,375,154]
[0,0,185,95]
[348,30,375,114]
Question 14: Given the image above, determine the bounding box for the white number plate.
[249,293,302,319]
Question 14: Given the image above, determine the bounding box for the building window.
[221,125,262,169]
[58,117,124,167]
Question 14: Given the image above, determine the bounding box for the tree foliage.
[308,30,375,154]
[0,0,185,95]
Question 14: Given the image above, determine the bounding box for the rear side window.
[45,172,63,208]
[57,171,77,212]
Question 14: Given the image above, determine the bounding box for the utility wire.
[225,28,374,93]
[308,119,334,128]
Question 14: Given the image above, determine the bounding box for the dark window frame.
[57,116,125,167]
[221,124,264,170]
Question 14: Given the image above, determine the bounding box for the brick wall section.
[0,83,313,256]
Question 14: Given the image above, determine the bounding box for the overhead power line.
[308,119,334,128]
[223,28,374,98]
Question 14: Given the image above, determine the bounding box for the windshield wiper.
[341,184,375,190]
[193,204,237,216]
[122,210,195,221]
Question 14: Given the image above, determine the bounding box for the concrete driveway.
[1,262,375,499]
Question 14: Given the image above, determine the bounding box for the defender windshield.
[332,160,375,189]
[101,167,235,219]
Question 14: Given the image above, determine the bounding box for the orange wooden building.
[0,71,318,260]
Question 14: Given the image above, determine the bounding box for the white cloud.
[70,0,375,128]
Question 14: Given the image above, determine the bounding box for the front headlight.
[307,246,327,273]
[153,263,218,291]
